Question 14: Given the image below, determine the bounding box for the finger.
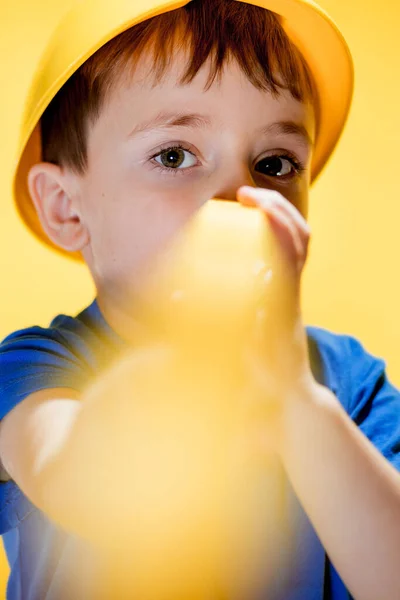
[266,207,308,273]
[237,186,310,246]
[236,186,304,329]
[237,186,309,232]
[238,189,308,274]
[266,196,310,258]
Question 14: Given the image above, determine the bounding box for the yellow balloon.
[56,200,291,599]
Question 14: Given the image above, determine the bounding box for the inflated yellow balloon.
[60,200,291,599]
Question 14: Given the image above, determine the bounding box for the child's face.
[38,49,315,311]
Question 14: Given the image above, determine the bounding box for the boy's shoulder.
[306,325,400,473]
[0,300,125,421]
[306,323,378,362]
[1,300,125,359]
[306,324,387,410]
[1,299,118,348]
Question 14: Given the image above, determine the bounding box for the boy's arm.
[0,383,133,542]
[0,346,203,545]
[0,381,135,543]
[237,185,400,600]
[0,318,134,541]
[281,381,400,600]
[0,388,83,514]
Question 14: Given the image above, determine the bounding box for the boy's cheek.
[84,198,197,288]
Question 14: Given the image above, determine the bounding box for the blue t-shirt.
[0,299,399,600]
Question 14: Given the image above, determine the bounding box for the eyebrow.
[129,111,213,135]
[129,110,313,147]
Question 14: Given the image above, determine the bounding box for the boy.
[1,0,400,598]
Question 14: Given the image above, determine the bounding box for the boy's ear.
[27,163,89,253]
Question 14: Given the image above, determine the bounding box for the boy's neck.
[95,293,152,347]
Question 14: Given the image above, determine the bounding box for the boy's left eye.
[255,156,300,178]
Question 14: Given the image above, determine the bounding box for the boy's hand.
[236,186,315,453]
[237,186,310,277]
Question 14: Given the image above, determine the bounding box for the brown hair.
[41,0,317,174]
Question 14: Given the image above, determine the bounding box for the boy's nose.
[212,169,256,202]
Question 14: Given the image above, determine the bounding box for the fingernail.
[239,186,257,195]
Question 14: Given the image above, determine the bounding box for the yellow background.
[0,0,399,594]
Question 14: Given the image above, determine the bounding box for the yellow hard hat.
[12,0,354,259]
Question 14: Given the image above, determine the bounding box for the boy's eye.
[255,156,299,178]
[154,147,197,170]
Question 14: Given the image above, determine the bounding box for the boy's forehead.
[101,55,315,145]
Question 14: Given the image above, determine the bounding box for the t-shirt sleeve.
[0,326,91,420]
[308,327,400,472]
[345,336,400,471]
[0,324,91,534]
